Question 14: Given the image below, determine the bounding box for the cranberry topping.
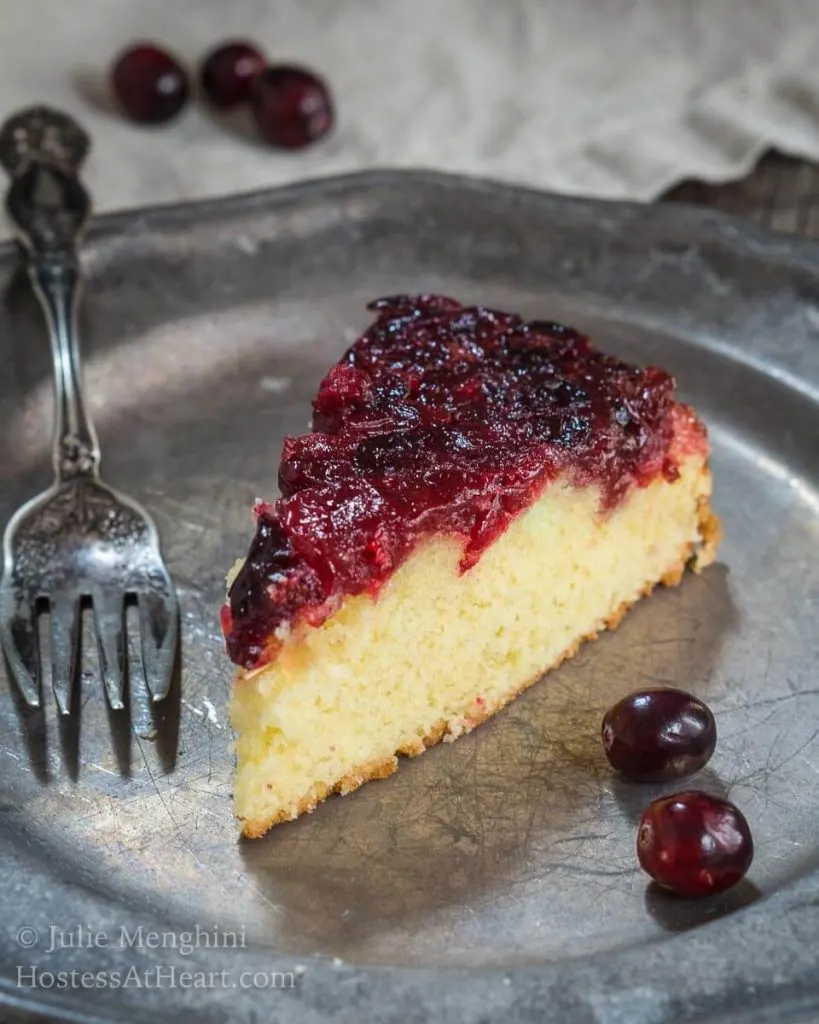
[111,44,190,124]
[225,296,695,669]
[250,65,334,148]
[200,41,267,108]
[602,688,716,781]
[637,791,754,898]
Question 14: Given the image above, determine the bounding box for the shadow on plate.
[237,564,737,960]
[72,68,117,118]
[644,877,763,932]
[5,673,49,782]
[610,766,732,827]
[199,103,262,146]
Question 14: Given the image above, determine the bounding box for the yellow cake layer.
[230,456,718,837]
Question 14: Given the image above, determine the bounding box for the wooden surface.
[664,151,819,238]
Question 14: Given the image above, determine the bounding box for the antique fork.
[0,107,178,713]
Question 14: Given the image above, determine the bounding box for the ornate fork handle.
[1,107,99,483]
[0,107,180,714]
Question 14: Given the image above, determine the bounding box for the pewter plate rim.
[1,170,818,1024]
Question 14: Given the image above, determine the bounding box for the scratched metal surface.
[0,172,818,1024]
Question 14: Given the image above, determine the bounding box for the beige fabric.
[2,0,818,213]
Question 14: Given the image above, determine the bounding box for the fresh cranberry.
[250,65,334,148]
[637,791,754,898]
[602,688,716,781]
[111,44,189,124]
[200,41,267,108]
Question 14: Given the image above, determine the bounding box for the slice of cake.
[223,295,719,838]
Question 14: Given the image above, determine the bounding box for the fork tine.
[92,591,125,710]
[0,587,41,706]
[136,575,178,702]
[49,593,81,715]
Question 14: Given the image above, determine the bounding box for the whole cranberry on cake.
[223,296,720,838]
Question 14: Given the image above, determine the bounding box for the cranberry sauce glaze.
[223,295,706,669]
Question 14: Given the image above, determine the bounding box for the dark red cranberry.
[602,688,716,781]
[200,41,267,108]
[111,44,189,124]
[250,65,334,148]
[637,791,753,898]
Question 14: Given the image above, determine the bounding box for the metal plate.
[1,171,818,1024]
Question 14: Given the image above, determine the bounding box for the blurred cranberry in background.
[111,44,189,124]
[250,65,334,149]
[200,41,267,108]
